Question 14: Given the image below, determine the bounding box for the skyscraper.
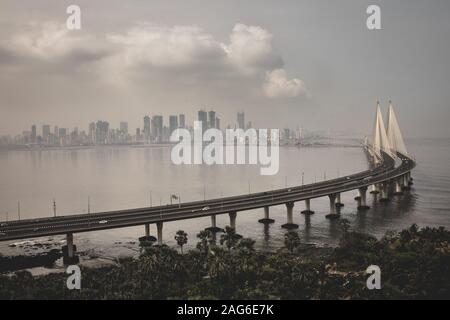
[95,121,109,145]
[120,122,128,135]
[198,110,207,132]
[215,117,220,130]
[179,114,186,129]
[208,110,216,129]
[151,115,163,142]
[143,116,151,142]
[169,115,178,134]
[31,125,36,143]
[42,125,50,143]
[88,122,96,144]
[237,112,245,129]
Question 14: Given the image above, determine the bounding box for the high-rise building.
[151,115,163,142]
[169,115,178,134]
[215,117,221,130]
[208,110,216,129]
[120,122,128,135]
[42,125,50,143]
[136,128,141,142]
[143,116,151,142]
[95,121,109,144]
[198,110,208,132]
[237,112,245,129]
[31,125,37,143]
[88,122,96,144]
[179,114,186,129]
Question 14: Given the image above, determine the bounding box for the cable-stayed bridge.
[0,102,415,264]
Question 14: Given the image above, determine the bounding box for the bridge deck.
[0,151,415,242]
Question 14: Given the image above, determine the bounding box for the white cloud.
[222,23,283,73]
[106,24,225,68]
[263,68,307,98]
[2,22,108,64]
[0,21,307,101]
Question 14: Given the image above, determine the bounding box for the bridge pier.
[335,193,344,208]
[156,221,163,245]
[258,206,275,224]
[229,211,237,231]
[379,183,390,202]
[326,194,340,219]
[63,232,79,265]
[370,184,380,195]
[206,214,223,232]
[393,179,403,195]
[282,202,298,229]
[402,174,410,191]
[357,187,370,210]
[301,198,315,215]
[139,223,157,242]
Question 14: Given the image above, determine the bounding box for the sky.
[0,0,449,138]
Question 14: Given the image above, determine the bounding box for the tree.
[196,230,212,255]
[175,230,188,254]
[284,231,301,253]
[220,226,241,251]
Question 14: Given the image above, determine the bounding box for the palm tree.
[220,226,241,251]
[174,230,188,254]
[196,230,212,255]
[284,231,301,253]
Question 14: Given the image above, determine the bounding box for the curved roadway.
[0,150,415,241]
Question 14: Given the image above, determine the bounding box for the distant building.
[88,122,96,144]
[198,110,208,132]
[169,115,178,135]
[208,110,216,129]
[215,117,220,130]
[237,112,245,129]
[179,114,186,129]
[95,121,109,145]
[143,116,151,142]
[31,125,37,143]
[42,125,50,143]
[120,122,128,136]
[151,115,163,142]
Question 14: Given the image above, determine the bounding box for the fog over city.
[0,0,449,138]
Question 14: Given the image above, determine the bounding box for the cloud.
[0,21,307,101]
[263,68,307,98]
[223,23,283,73]
[106,24,225,69]
[0,22,110,66]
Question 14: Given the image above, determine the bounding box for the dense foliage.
[0,224,449,299]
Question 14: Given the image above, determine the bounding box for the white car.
[0,232,6,236]
[99,220,108,224]
[201,206,210,211]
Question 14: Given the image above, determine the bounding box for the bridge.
[0,102,415,264]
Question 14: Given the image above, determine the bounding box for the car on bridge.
[0,232,6,237]
[202,206,210,211]
[99,220,108,224]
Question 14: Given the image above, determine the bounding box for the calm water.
[0,138,449,267]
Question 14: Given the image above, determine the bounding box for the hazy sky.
[0,0,449,138]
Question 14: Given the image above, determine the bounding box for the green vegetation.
[0,224,449,299]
